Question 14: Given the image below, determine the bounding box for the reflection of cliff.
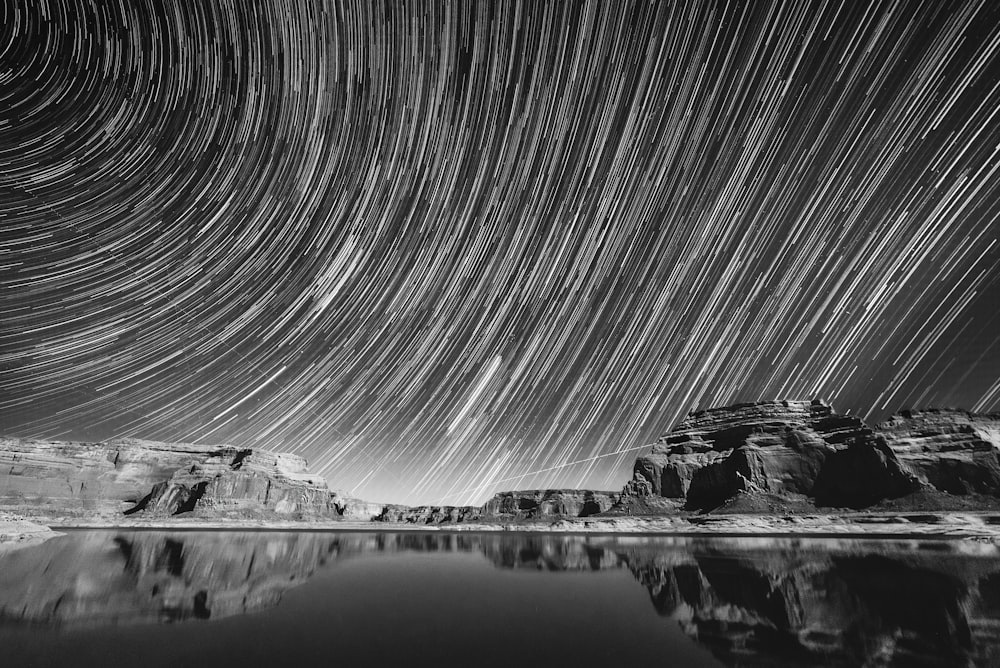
[3,531,1000,666]
[618,541,1000,667]
[0,531,340,626]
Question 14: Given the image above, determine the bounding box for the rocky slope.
[620,399,1000,513]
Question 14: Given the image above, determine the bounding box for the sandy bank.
[29,511,1000,541]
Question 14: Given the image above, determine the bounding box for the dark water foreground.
[2,531,1000,667]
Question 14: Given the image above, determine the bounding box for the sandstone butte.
[1,399,999,525]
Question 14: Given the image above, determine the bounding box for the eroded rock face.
[480,489,619,519]
[137,450,336,518]
[0,436,340,519]
[878,409,1000,496]
[331,493,386,521]
[0,437,227,514]
[623,400,920,511]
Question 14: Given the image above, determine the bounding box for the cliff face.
[481,489,620,519]
[624,400,918,511]
[0,437,226,514]
[136,450,337,518]
[0,436,339,519]
[623,401,1000,513]
[878,409,1000,496]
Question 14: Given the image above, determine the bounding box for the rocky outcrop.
[623,400,921,511]
[0,436,227,514]
[879,409,1000,496]
[376,504,482,524]
[0,436,341,519]
[480,489,619,519]
[135,450,337,518]
[330,492,387,521]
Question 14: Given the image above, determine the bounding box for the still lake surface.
[1,530,999,667]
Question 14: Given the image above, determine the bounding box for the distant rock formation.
[376,504,482,523]
[481,489,619,518]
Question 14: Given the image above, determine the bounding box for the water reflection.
[2,530,999,666]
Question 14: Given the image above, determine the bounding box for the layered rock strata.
[624,400,919,510]
[135,449,336,517]
[878,409,1000,495]
[623,400,1000,512]
[0,436,339,519]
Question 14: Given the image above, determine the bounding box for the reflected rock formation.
[1,532,1000,665]
[0,531,339,626]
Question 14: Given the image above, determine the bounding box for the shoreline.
[16,510,1000,541]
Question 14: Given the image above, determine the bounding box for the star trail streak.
[2,0,999,505]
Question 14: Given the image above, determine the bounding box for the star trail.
[2,0,999,505]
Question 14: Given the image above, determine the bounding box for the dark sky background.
[2,0,999,505]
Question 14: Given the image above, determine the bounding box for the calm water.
[2,530,1000,667]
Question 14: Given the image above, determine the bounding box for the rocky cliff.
[0,436,340,519]
[878,409,1000,496]
[0,437,227,515]
[621,400,1000,513]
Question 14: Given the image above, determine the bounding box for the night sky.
[2,0,999,505]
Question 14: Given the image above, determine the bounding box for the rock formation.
[622,399,920,511]
[134,449,336,518]
[376,504,482,523]
[0,436,229,515]
[878,409,1000,496]
[3,400,999,522]
[0,436,340,520]
[480,489,619,518]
